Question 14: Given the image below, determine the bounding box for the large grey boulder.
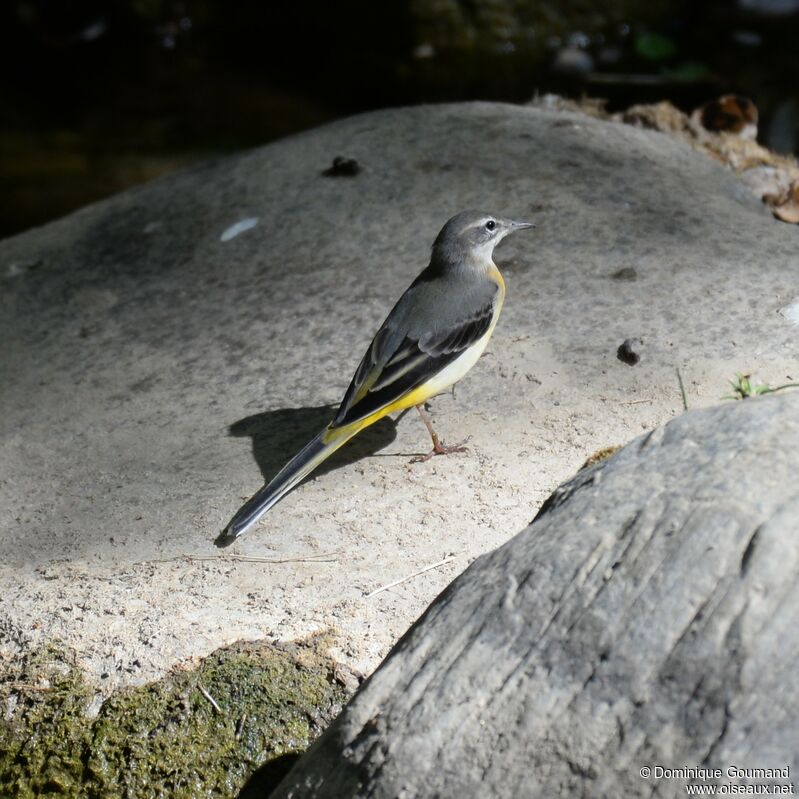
[272,393,799,798]
[1,101,797,689]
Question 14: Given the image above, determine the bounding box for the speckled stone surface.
[272,393,799,799]
[1,102,796,687]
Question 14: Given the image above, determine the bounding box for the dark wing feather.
[332,300,495,428]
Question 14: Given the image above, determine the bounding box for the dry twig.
[365,556,456,598]
[135,551,340,567]
[198,683,222,714]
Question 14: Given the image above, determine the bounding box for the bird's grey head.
[431,210,535,271]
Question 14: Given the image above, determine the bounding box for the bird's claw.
[410,436,472,463]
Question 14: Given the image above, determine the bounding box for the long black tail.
[217,425,357,544]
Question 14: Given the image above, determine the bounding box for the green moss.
[0,636,353,798]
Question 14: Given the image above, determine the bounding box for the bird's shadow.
[228,403,399,487]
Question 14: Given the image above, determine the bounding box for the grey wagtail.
[220,210,534,542]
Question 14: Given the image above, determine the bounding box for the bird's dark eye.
[485,220,496,231]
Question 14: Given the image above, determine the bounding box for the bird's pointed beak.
[508,220,536,231]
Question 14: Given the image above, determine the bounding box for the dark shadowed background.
[2,0,798,239]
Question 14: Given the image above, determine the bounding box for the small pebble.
[610,267,637,281]
[323,156,361,177]
[617,338,643,366]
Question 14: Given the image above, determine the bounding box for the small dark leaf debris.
[611,267,637,281]
[322,157,361,177]
[617,338,643,366]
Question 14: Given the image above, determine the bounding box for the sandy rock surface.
[1,102,796,691]
[273,393,799,799]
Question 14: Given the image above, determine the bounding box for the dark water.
[1,0,798,238]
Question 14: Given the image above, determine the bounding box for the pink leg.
[411,405,471,463]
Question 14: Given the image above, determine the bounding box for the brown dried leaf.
[771,183,799,224]
[692,95,758,139]
[773,204,799,224]
[618,101,692,134]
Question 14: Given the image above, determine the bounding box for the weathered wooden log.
[271,394,799,798]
